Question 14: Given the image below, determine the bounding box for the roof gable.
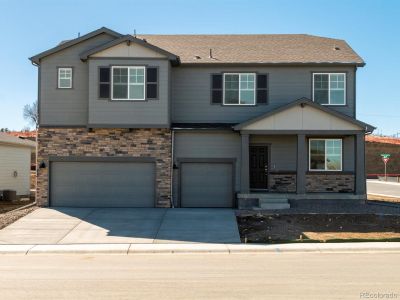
[80,35,180,64]
[234,98,375,132]
[30,27,122,64]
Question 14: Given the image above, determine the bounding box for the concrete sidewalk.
[1,242,400,255]
[367,179,400,198]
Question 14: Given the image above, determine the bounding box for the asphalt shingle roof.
[137,34,364,65]
[0,133,36,148]
[366,135,400,145]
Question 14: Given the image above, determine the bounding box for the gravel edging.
[0,206,37,230]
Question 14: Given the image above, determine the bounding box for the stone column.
[296,134,306,195]
[240,133,250,193]
[355,133,366,195]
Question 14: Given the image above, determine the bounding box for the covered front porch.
[234,99,374,209]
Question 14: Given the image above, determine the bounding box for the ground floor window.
[309,138,342,171]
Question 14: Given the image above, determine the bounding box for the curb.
[1,242,400,255]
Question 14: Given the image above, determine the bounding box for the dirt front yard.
[0,200,36,230]
[368,194,400,204]
[237,213,400,243]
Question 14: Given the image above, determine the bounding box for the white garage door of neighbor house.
[180,162,233,208]
[50,161,155,207]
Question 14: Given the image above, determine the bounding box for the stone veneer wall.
[37,128,171,207]
[306,174,354,193]
[269,174,296,192]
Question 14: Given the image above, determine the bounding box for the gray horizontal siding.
[343,135,355,172]
[250,135,297,171]
[250,134,355,172]
[39,33,116,126]
[88,59,169,127]
[171,66,355,124]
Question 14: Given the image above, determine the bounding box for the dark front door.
[250,145,269,190]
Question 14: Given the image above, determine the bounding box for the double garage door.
[50,161,155,207]
[50,159,234,208]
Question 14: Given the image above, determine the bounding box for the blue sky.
[0,0,399,135]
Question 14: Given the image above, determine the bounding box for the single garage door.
[50,161,155,207]
[180,162,233,208]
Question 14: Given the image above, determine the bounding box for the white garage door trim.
[48,156,156,207]
[177,158,236,208]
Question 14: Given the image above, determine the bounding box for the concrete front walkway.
[0,208,241,245]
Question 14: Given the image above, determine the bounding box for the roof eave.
[179,62,365,67]
[29,27,123,65]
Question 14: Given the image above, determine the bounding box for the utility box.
[2,190,17,201]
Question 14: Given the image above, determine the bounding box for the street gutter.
[1,242,400,255]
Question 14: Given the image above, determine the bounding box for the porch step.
[258,197,289,203]
[258,202,291,210]
[237,193,291,210]
[259,197,290,210]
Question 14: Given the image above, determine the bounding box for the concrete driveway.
[367,179,400,198]
[0,208,240,244]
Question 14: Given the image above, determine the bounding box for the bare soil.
[237,213,400,243]
[0,200,35,214]
[368,194,400,204]
[0,200,37,230]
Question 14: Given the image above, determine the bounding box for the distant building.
[366,135,400,176]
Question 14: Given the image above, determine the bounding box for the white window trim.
[58,67,72,89]
[111,66,146,101]
[312,73,346,106]
[223,73,256,105]
[308,138,343,171]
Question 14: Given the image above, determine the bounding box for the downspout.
[170,129,175,208]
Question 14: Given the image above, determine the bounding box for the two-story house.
[30,27,374,209]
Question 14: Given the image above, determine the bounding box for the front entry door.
[249,145,269,190]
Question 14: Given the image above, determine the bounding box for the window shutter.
[256,74,268,104]
[99,67,110,99]
[146,67,158,99]
[211,74,223,104]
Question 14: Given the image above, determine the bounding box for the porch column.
[240,133,250,193]
[296,134,306,195]
[355,133,366,195]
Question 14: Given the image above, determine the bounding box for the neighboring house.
[8,131,37,169]
[29,27,374,209]
[0,133,36,196]
[365,135,400,176]
[8,131,37,142]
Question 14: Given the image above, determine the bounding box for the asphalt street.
[1,252,399,299]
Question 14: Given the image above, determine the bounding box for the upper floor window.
[111,66,145,100]
[223,73,256,105]
[313,73,346,105]
[58,67,72,89]
[309,138,342,171]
